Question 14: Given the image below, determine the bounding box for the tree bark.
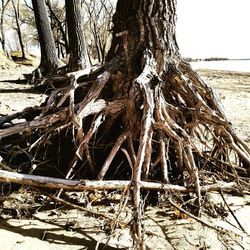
[65,0,90,71]
[32,0,58,75]
[107,0,179,74]
[46,0,69,54]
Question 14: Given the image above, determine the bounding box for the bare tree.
[11,0,26,58]
[83,0,114,63]
[0,0,10,53]
[65,0,90,71]
[32,0,58,75]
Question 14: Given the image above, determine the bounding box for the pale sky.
[176,0,250,59]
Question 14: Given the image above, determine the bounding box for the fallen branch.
[0,109,69,139]
[0,169,239,193]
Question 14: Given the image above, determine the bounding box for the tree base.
[0,51,249,247]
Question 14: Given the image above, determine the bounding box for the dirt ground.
[0,62,250,249]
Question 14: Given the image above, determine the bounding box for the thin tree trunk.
[11,0,26,59]
[0,0,10,53]
[65,0,90,71]
[32,0,58,75]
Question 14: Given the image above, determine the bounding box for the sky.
[176,0,250,59]
[3,0,250,59]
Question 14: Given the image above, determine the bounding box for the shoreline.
[196,68,250,76]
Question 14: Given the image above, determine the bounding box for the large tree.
[0,0,249,248]
[32,0,58,75]
[65,0,90,71]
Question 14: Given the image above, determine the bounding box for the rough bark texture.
[65,0,90,71]
[107,0,179,73]
[47,0,69,55]
[32,0,58,75]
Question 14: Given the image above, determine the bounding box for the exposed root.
[0,50,249,247]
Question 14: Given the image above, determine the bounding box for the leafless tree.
[83,0,114,63]
[46,0,68,58]
[0,0,10,53]
[11,0,26,58]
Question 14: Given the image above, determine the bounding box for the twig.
[46,194,128,227]
[219,191,246,233]
[168,199,238,235]
[98,132,129,180]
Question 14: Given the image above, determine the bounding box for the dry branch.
[0,169,239,193]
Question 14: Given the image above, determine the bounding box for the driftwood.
[0,169,239,193]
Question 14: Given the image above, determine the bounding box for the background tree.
[11,0,26,58]
[83,0,114,64]
[46,0,68,58]
[20,1,38,51]
[32,0,58,75]
[65,0,90,71]
[1,0,36,57]
[0,0,10,53]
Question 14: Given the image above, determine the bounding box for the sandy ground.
[0,65,250,249]
[197,69,250,147]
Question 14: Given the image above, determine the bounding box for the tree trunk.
[11,0,26,59]
[107,0,179,73]
[0,0,10,53]
[65,0,90,71]
[32,0,58,75]
[46,0,69,54]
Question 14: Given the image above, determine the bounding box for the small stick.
[47,194,128,227]
[185,145,202,214]
[219,191,246,233]
[159,131,169,183]
[168,199,237,235]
